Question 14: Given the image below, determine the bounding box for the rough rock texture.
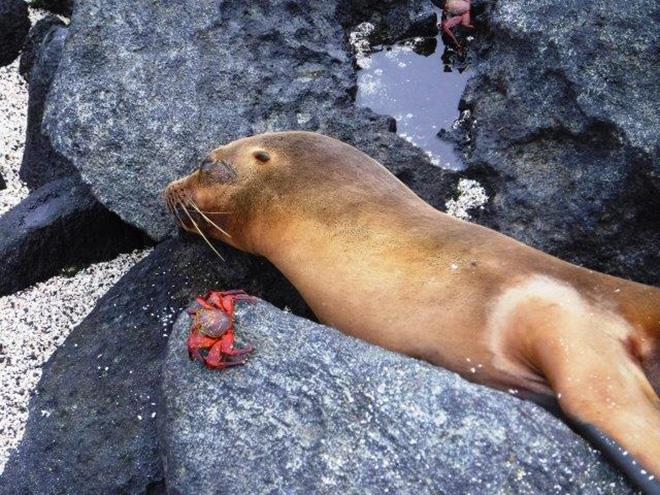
[43,0,456,241]
[0,249,149,475]
[161,301,632,494]
[0,172,5,190]
[0,0,30,67]
[30,0,72,17]
[19,14,66,82]
[457,0,660,285]
[0,237,310,495]
[335,0,437,42]
[20,23,76,190]
[0,175,149,296]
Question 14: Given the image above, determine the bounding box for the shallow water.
[356,26,473,170]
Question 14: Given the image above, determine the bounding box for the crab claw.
[203,328,254,368]
[187,327,219,363]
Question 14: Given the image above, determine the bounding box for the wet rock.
[20,24,76,190]
[0,238,309,495]
[19,15,66,82]
[43,0,455,241]
[336,0,438,44]
[30,0,73,17]
[0,0,30,67]
[0,175,149,297]
[457,0,660,284]
[161,300,632,494]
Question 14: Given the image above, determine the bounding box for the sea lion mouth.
[163,184,231,260]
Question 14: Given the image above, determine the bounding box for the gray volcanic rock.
[43,0,456,241]
[0,0,30,67]
[0,175,149,296]
[20,24,77,190]
[0,238,310,495]
[457,0,660,284]
[19,15,66,82]
[336,0,437,43]
[161,301,632,495]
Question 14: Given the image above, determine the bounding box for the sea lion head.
[164,131,410,255]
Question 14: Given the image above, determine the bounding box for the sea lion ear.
[253,150,271,163]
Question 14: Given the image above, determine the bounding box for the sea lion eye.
[253,150,270,163]
[199,156,215,173]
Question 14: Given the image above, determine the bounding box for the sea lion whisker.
[167,196,177,217]
[180,203,226,261]
[169,195,187,228]
[165,195,176,218]
[184,196,232,238]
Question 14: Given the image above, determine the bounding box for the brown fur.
[165,131,660,477]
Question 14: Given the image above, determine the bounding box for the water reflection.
[356,24,473,170]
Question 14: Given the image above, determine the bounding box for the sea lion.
[164,131,660,490]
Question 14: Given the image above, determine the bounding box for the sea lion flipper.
[530,320,660,489]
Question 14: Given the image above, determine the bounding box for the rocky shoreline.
[0,0,657,493]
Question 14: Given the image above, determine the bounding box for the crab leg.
[207,290,255,314]
[187,328,219,362]
[205,330,254,368]
[442,15,465,48]
[461,10,473,28]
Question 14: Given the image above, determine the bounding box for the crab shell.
[193,307,232,338]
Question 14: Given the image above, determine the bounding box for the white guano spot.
[445,178,489,220]
[349,22,375,69]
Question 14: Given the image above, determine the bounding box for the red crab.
[440,0,473,49]
[186,289,255,369]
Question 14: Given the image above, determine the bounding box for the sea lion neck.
[261,196,450,280]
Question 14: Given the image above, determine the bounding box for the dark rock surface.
[336,0,437,43]
[0,175,149,297]
[0,172,5,190]
[43,0,455,241]
[456,0,660,285]
[0,0,30,67]
[161,301,632,494]
[0,238,309,495]
[20,23,76,190]
[19,14,66,82]
[30,0,73,17]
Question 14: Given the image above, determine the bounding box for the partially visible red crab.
[187,289,255,369]
[440,0,473,49]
